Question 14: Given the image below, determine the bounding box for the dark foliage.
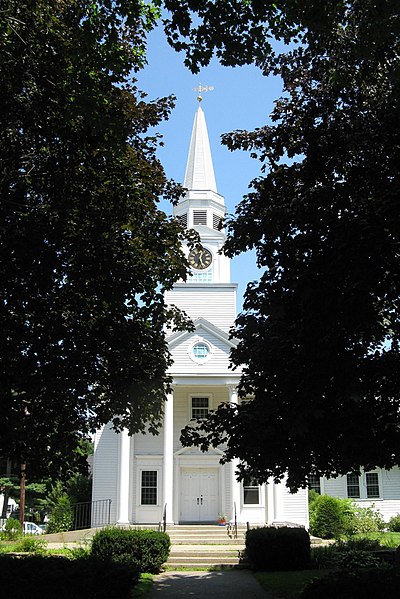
[245,526,310,571]
[301,568,400,599]
[0,554,138,599]
[178,1,400,490]
[91,526,170,573]
[0,1,191,478]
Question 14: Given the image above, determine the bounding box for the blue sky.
[138,26,282,311]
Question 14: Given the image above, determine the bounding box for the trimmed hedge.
[0,554,138,599]
[388,513,400,532]
[309,494,354,539]
[300,568,400,598]
[91,526,170,573]
[246,526,310,571]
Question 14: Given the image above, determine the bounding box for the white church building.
[91,103,309,527]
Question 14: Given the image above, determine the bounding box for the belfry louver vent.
[176,213,188,227]
[213,213,222,230]
[193,210,207,225]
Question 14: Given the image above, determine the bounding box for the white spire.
[184,105,217,192]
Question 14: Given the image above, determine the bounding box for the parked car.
[23,521,44,535]
[2,520,44,535]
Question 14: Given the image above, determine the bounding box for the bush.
[2,518,22,540]
[245,526,310,571]
[300,568,400,599]
[14,536,47,554]
[46,496,73,533]
[91,527,170,573]
[388,514,400,532]
[0,554,139,599]
[311,539,381,570]
[351,505,385,534]
[309,495,355,539]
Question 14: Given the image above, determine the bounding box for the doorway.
[180,468,219,522]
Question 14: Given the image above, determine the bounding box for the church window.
[190,269,213,283]
[243,477,260,505]
[346,473,360,498]
[141,471,158,505]
[177,213,187,227]
[308,475,321,494]
[193,210,207,225]
[191,396,209,420]
[213,213,223,230]
[346,471,381,499]
[366,472,380,498]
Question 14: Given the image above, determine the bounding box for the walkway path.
[147,570,272,598]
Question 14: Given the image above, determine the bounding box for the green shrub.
[0,554,139,599]
[14,536,47,554]
[388,514,400,532]
[91,527,170,573]
[3,518,22,540]
[46,496,73,533]
[245,526,310,571]
[300,568,400,598]
[309,495,355,539]
[351,505,385,534]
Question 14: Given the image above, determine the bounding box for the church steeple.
[174,102,231,284]
[184,105,217,193]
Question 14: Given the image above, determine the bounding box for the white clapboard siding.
[282,486,309,528]
[92,424,119,523]
[169,330,233,375]
[165,285,237,333]
[172,385,230,453]
[323,468,400,522]
[134,426,164,455]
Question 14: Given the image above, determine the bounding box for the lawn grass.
[131,573,154,598]
[352,531,400,548]
[254,570,332,599]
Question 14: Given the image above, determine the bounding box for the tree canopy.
[0,0,191,478]
[176,1,400,489]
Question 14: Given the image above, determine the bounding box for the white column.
[117,428,131,524]
[266,477,275,524]
[228,386,242,522]
[163,391,174,524]
[273,480,284,522]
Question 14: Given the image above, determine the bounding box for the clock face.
[188,246,212,270]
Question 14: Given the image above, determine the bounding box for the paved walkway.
[147,570,272,598]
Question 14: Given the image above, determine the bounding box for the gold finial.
[193,83,214,103]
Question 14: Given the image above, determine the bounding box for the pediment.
[168,317,237,350]
[174,445,224,457]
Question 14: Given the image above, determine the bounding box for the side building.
[91,102,308,528]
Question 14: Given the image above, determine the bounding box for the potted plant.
[218,513,227,526]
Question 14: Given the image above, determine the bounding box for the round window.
[192,342,210,360]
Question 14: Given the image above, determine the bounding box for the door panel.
[180,468,219,522]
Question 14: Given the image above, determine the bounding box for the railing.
[227,501,238,539]
[73,498,112,530]
[159,503,167,533]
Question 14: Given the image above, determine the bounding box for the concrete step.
[170,547,244,556]
[167,556,247,567]
[171,537,244,546]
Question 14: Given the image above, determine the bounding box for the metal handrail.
[162,503,167,533]
[234,501,238,539]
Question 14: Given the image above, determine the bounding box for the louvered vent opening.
[193,210,207,225]
[213,213,223,230]
[176,213,188,227]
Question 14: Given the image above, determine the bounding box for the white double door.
[180,468,219,522]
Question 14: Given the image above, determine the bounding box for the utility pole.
[19,462,26,528]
